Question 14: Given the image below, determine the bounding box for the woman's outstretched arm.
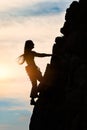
[33,51,52,57]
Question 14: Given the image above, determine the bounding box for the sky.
[0,0,76,130]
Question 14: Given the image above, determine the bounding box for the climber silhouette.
[18,40,52,105]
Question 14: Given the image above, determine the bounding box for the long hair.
[17,54,25,65]
[17,40,34,65]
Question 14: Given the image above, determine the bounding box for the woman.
[18,40,52,105]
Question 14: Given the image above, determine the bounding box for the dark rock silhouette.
[29,0,87,129]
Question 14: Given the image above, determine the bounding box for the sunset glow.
[0,66,12,80]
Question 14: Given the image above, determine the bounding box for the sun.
[0,66,12,80]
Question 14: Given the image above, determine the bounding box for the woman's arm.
[33,51,52,57]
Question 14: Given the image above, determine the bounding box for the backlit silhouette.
[18,40,52,105]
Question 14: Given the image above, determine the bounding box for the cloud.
[0,0,61,11]
[0,109,31,130]
[0,109,31,123]
[0,98,30,110]
[0,0,75,24]
[0,98,23,108]
[15,2,62,16]
[0,98,32,129]
[0,1,64,22]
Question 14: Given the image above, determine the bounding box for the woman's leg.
[29,78,38,105]
[25,66,38,105]
[30,78,37,98]
[36,69,43,82]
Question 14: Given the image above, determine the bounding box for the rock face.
[29,0,87,129]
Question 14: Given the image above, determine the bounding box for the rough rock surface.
[29,0,87,129]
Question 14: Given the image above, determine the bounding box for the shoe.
[30,99,36,105]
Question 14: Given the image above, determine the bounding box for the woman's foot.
[30,98,36,105]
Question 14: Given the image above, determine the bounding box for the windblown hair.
[17,54,25,65]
